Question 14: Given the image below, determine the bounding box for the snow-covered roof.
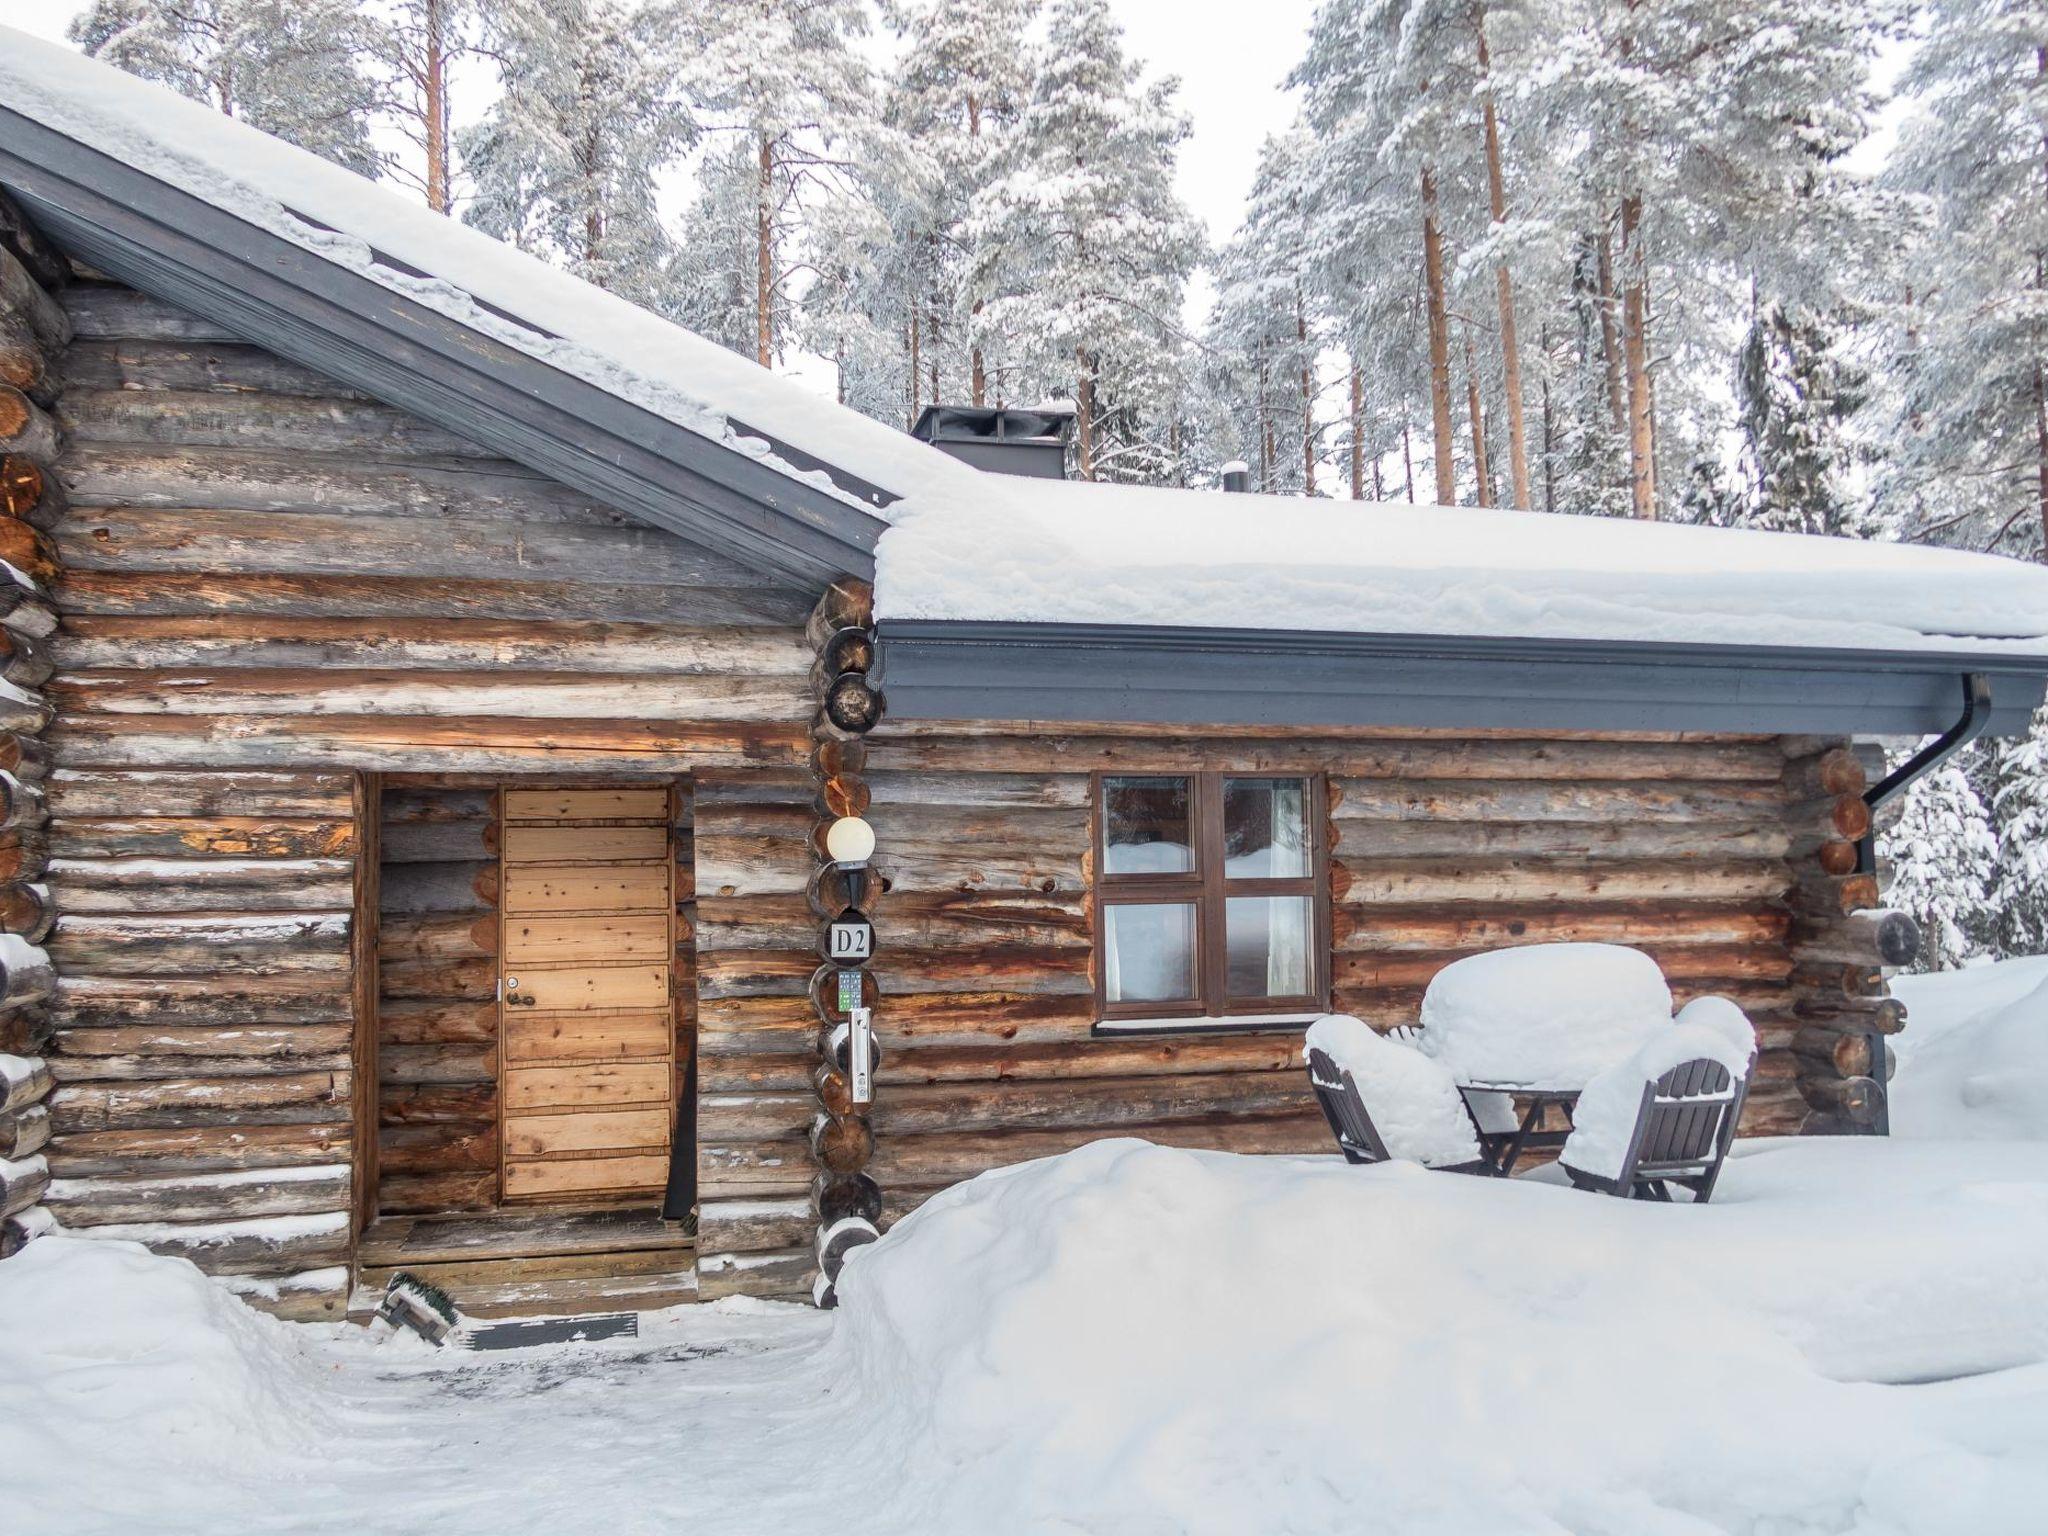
[875,477,2048,656]
[0,27,977,522]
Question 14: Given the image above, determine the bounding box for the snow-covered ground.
[10,961,2048,1536]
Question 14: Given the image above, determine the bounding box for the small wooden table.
[1456,1083,1583,1177]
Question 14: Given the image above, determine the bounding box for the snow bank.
[0,1236,340,1485]
[1303,1014,1479,1166]
[1561,1022,1754,1181]
[827,1137,2048,1534]
[1418,942,1672,1087]
[875,475,2048,653]
[1893,959,2048,1140]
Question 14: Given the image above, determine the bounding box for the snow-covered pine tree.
[1735,303,1877,538]
[71,0,381,175]
[367,0,482,214]
[1880,750,2000,970]
[1989,707,2048,958]
[675,0,873,369]
[1882,0,2048,560]
[968,0,1202,481]
[459,0,693,306]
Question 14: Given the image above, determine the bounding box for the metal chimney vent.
[910,405,1074,479]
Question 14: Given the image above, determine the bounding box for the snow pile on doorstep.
[826,1138,2048,1535]
[874,476,2048,652]
[1418,943,1672,1087]
[0,1236,340,1483]
[1560,1022,1754,1181]
[1303,1014,1479,1167]
[0,28,975,514]
[1892,958,2048,1139]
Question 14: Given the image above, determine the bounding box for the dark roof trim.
[874,620,2048,737]
[0,107,890,588]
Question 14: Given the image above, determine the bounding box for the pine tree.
[970,0,1202,480]
[459,0,694,305]
[1881,751,2000,970]
[71,0,381,175]
[1736,303,1875,538]
[1990,707,2048,958]
[367,0,483,214]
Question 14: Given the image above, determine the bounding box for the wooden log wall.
[686,723,1855,1288]
[0,196,67,1265]
[30,272,814,1308]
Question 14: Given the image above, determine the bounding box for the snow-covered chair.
[1558,1022,1754,1203]
[1303,1015,1493,1174]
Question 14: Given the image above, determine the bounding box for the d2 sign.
[822,907,874,964]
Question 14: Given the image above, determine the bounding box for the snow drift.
[827,1137,2048,1535]
[1894,959,2048,1140]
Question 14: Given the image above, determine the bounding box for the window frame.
[1090,770,1330,1027]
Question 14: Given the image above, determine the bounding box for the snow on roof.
[874,476,2048,654]
[0,27,978,517]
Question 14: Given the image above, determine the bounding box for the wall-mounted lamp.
[825,814,876,869]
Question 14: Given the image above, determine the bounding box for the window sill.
[1091,1012,1323,1037]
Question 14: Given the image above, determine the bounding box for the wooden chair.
[1561,1057,1749,1203]
[1305,1045,1494,1175]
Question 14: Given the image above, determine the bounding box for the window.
[1094,772,1327,1024]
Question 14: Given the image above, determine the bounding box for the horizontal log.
[378,1042,493,1086]
[1332,779,1783,826]
[53,337,369,399]
[63,285,238,342]
[0,385,58,462]
[48,912,350,976]
[53,615,810,675]
[1797,1074,1882,1125]
[49,856,351,914]
[1,1152,49,1217]
[378,1169,497,1214]
[57,569,810,628]
[1792,993,1905,1032]
[1338,859,1789,906]
[696,1245,813,1302]
[1790,909,1922,969]
[49,1071,350,1131]
[378,954,493,1000]
[807,576,874,642]
[0,768,44,830]
[47,768,355,817]
[0,1005,51,1054]
[378,1123,495,1175]
[48,713,809,775]
[1335,818,1791,861]
[0,578,55,637]
[0,941,54,1008]
[46,1118,352,1174]
[1782,747,1867,800]
[55,496,774,587]
[860,1112,1331,1191]
[52,1023,353,1072]
[0,677,51,733]
[379,1081,496,1123]
[376,997,495,1047]
[0,1102,48,1157]
[0,627,51,691]
[379,912,497,963]
[43,1163,352,1226]
[0,316,41,393]
[379,819,493,863]
[710,1033,1307,1095]
[0,241,72,349]
[810,1112,873,1174]
[1334,903,1787,954]
[0,879,51,940]
[0,729,50,780]
[50,816,355,859]
[51,973,352,1028]
[57,387,502,461]
[80,1209,350,1276]
[1787,962,1884,999]
[1791,1026,1877,1078]
[696,1195,813,1254]
[54,667,811,723]
[868,1070,1311,1140]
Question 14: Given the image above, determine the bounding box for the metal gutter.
[0,107,891,589]
[874,620,2048,738]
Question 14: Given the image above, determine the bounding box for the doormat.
[460,1313,640,1351]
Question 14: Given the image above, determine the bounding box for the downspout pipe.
[1851,672,1994,1135]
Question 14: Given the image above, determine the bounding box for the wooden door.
[499,786,676,1204]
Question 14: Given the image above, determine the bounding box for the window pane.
[1222,778,1310,878]
[1104,903,1198,1004]
[1226,895,1314,998]
[1103,776,1194,876]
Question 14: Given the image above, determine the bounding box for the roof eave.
[873,619,2048,737]
[0,106,888,590]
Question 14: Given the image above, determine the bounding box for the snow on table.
[1417,942,1674,1090]
[875,473,2048,654]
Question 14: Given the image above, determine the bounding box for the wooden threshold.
[358,1207,693,1268]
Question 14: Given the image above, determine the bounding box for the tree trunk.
[1620,194,1656,518]
[1298,288,1316,496]
[1402,420,1416,502]
[1464,332,1493,508]
[1597,231,1626,434]
[908,305,922,425]
[424,0,451,215]
[1349,362,1366,500]
[1075,346,1096,480]
[1474,8,1531,509]
[2035,357,2048,556]
[1420,166,1457,505]
[756,135,774,369]
[1539,322,1555,513]
[971,300,987,407]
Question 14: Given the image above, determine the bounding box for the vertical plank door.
[499,786,677,1204]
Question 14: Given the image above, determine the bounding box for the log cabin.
[1,32,2047,1320]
